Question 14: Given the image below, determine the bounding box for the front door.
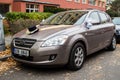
[85,11,102,54]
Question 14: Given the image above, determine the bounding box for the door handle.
[85,32,94,36]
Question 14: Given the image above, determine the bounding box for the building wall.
[12,2,26,12]
[12,2,44,12]
[0,0,13,4]
[0,0,106,13]
[40,0,106,11]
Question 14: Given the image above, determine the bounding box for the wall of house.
[12,2,26,12]
[0,0,106,13]
[12,2,44,12]
[39,0,106,11]
[0,0,13,4]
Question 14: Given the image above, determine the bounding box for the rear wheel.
[107,36,116,51]
[68,43,86,71]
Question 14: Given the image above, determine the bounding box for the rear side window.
[99,12,108,23]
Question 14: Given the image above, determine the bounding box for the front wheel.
[107,36,116,51]
[68,43,86,71]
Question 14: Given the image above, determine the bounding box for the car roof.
[113,17,120,18]
[58,9,102,13]
[112,17,120,20]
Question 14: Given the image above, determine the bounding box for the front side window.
[41,11,88,25]
[89,12,100,23]
[26,4,39,13]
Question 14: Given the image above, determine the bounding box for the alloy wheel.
[74,47,84,67]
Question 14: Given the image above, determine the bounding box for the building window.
[74,0,80,3]
[82,0,86,4]
[26,4,39,13]
[98,1,101,7]
[89,0,96,5]
[102,2,105,7]
[66,0,72,1]
[0,4,10,16]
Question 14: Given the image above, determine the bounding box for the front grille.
[14,38,36,48]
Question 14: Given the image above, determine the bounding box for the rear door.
[98,12,114,48]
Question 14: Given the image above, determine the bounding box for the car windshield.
[113,18,120,25]
[41,11,88,25]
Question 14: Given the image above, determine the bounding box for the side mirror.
[42,19,45,22]
[40,19,45,26]
[85,22,93,29]
[85,18,100,29]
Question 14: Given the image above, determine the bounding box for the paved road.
[1,44,120,80]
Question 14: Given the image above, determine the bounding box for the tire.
[68,43,86,71]
[107,36,116,51]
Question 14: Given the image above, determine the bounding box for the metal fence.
[0,14,5,51]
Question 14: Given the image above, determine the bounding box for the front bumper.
[11,41,69,66]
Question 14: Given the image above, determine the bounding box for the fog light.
[49,54,57,60]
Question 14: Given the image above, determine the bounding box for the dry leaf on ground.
[0,47,16,75]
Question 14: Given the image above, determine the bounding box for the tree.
[106,0,120,17]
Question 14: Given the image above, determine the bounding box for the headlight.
[41,35,68,47]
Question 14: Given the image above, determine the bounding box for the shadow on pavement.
[14,48,112,74]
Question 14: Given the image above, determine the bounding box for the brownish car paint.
[11,10,116,69]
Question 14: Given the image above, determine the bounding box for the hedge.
[6,12,53,22]
[5,12,53,34]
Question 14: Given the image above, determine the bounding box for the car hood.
[13,25,77,41]
[115,25,120,30]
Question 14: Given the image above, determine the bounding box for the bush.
[3,19,10,35]
[106,9,119,17]
[5,12,53,34]
[9,19,40,34]
[6,12,53,22]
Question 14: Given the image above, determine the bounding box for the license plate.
[14,48,29,57]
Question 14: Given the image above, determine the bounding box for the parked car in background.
[11,10,116,70]
[0,14,5,51]
[112,17,120,42]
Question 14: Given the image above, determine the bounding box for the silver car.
[11,10,116,70]
[112,17,120,42]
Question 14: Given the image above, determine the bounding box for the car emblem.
[20,40,25,45]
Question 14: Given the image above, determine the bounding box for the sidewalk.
[0,35,13,61]
[5,35,13,46]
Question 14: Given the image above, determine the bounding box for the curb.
[0,55,11,61]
